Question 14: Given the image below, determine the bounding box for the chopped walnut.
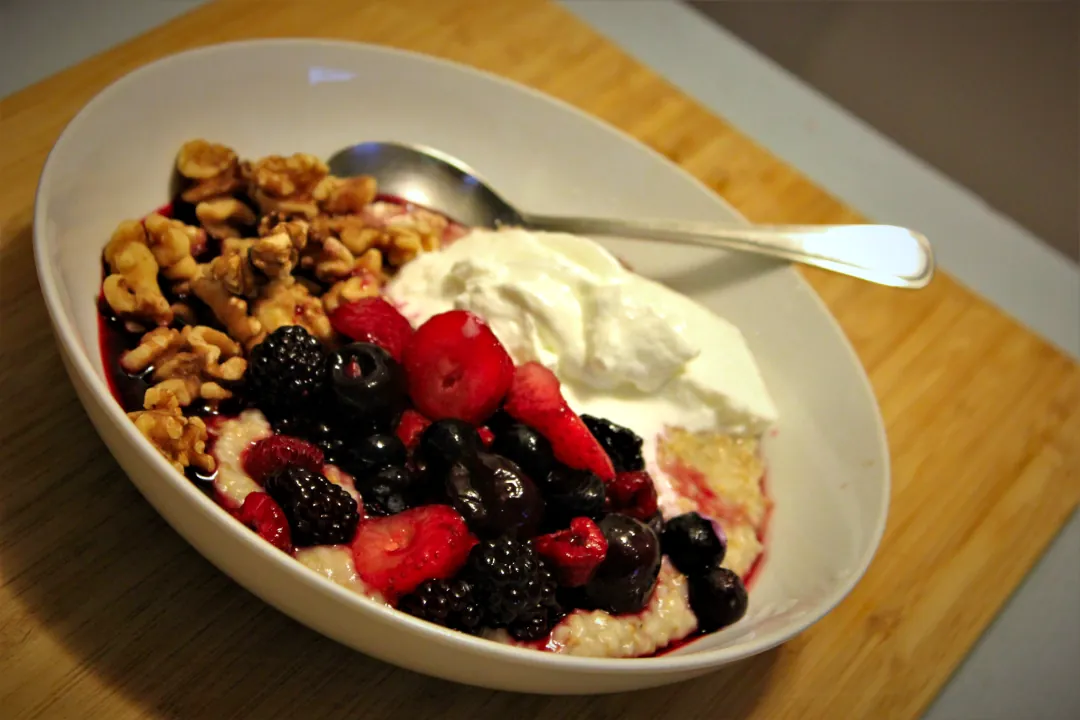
[314,175,377,215]
[177,140,249,204]
[122,325,247,411]
[249,153,328,218]
[322,272,382,314]
[102,220,172,327]
[195,197,257,240]
[301,235,356,282]
[129,406,214,473]
[387,208,447,253]
[207,237,260,298]
[143,213,202,282]
[251,216,310,279]
[177,140,238,180]
[254,278,333,343]
[191,264,263,349]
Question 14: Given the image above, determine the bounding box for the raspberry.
[242,435,324,484]
[395,409,431,450]
[464,537,559,630]
[534,517,608,587]
[264,466,359,546]
[351,505,477,600]
[605,471,659,521]
[581,415,645,472]
[247,325,328,415]
[402,310,513,424]
[235,492,292,552]
[503,363,615,481]
[399,578,484,633]
[329,297,414,362]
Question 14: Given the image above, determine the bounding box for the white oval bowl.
[33,40,888,694]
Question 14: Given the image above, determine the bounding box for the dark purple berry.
[540,466,606,528]
[419,419,481,473]
[346,433,406,476]
[688,565,748,632]
[584,513,661,614]
[491,423,554,482]
[445,452,544,538]
[358,466,414,516]
[328,342,405,424]
[661,512,726,577]
[581,415,644,472]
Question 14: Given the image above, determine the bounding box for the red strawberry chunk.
[351,505,477,600]
[402,310,514,425]
[395,409,432,450]
[235,492,292,552]
[534,517,608,587]
[243,435,324,484]
[605,471,659,521]
[504,363,615,481]
[330,296,414,362]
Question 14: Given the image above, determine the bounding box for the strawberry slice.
[504,363,615,481]
[395,409,432,450]
[402,310,513,424]
[235,492,292,552]
[534,517,608,587]
[242,435,324,484]
[329,296,414,362]
[351,504,477,600]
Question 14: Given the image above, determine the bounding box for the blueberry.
[359,466,414,516]
[328,342,405,423]
[540,466,606,528]
[346,433,406,476]
[445,452,544,538]
[419,419,481,473]
[491,423,554,482]
[687,565,748,632]
[581,415,644,472]
[661,512,726,577]
[583,513,661,614]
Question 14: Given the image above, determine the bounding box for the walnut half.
[129,407,214,473]
[102,220,172,328]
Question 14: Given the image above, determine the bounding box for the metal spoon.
[327,141,934,288]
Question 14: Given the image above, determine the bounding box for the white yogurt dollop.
[386,228,777,440]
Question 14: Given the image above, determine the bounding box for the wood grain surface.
[1,1,1078,718]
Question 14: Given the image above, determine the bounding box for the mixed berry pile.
[97,140,749,649]
[232,301,747,641]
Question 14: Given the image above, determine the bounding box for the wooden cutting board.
[1,1,1077,718]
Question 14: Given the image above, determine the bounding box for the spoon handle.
[521,214,934,288]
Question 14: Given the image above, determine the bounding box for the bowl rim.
[32,38,890,674]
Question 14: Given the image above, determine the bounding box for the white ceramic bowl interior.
[34,40,888,694]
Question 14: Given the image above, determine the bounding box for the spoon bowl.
[328,141,935,288]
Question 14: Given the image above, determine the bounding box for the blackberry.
[465,537,557,629]
[582,415,644,472]
[263,466,359,546]
[507,559,563,641]
[248,326,328,415]
[399,578,484,633]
